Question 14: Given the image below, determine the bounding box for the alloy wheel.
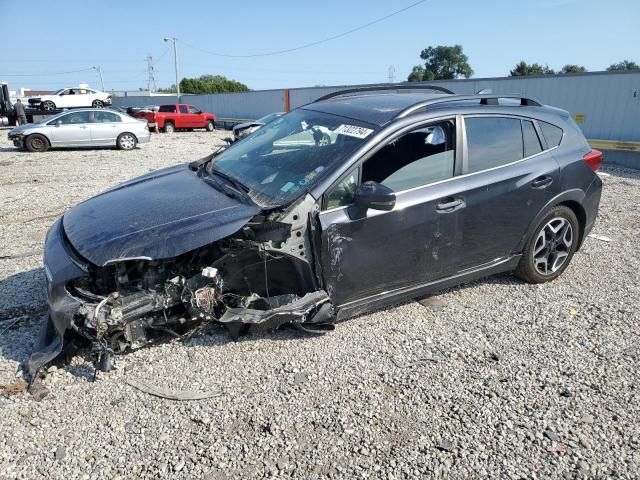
[533,217,573,275]
[119,134,136,150]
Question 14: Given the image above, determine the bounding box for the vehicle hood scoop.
[62,164,260,266]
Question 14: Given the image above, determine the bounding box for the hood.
[233,121,263,132]
[62,164,261,266]
[9,123,44,134]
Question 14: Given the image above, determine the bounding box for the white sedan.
[28,87,112,111]
[7,109,150,152]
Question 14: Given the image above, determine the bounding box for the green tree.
[407,45,473,82]
[179,75,249,94]
[509,61,555,76]
[560,64,587,74]
[607,60,639,71]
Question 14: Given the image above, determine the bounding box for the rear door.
[455,115,560,270]
[90,110,122,144]
[317,117,466,307]
[178,104,190,127]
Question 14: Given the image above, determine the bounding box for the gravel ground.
[0,130,638,479]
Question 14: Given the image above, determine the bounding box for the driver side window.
[323,120,456,210]
[362,120,455,192]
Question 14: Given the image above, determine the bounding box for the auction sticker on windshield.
[335,124,374,139]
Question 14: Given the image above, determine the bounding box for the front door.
[317,118,465,307]
[48,111,92,146]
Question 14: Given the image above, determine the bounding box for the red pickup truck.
[135,104,216,133]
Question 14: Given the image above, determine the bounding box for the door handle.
[436,197,465,213]
[531,176,553,188]
[79,126,88,129]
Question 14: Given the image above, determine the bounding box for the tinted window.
[188,106,201,114]
[465,117,523,173]
[362,120,455,192]
[159,105,176,113]
[522,120,542,157]
[57,111,91,124]
[539,121,563,147]
[179,105,188,113]
[94,111,121,123]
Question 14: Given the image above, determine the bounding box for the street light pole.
[164,37,180,102]
[93,66,105,91]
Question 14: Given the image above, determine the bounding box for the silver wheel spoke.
[551,251,568,272]
[534,230,546,255]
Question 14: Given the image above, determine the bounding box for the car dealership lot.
[0,132,639,479]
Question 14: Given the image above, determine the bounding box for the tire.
[92,100,104,108]
[42,101,56,112]
[515,205,580,283]
[117,133,137,150]
[164,122,175,133]
[205,120,214,132]
[25,134,49,152]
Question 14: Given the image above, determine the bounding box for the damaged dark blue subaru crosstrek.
[31,85,603,378]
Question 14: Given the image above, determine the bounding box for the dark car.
[231,112,285,142]
[30,85,603,377]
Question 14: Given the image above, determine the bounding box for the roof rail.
[313,84,455,103]
[395,94,542,119]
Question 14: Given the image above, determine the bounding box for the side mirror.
[55,120,62,127]
[353,181,396,211]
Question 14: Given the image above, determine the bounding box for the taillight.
[583,149,603,172]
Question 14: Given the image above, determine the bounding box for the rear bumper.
[138,131,152,144]
[582,173,603,240]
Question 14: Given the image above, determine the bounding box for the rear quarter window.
[539,121,563,148]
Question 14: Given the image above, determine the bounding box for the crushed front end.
[31,213,333,380]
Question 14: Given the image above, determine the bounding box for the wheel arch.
[26,132,51,147]
[516,189,587,253]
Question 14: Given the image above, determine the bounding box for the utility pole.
[146,55,157,94]
[163,37,180,101]
[387,65,396,84]
[93,66,105,91]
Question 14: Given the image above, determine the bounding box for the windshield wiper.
[211,168,251,194]
[203,168,253,204]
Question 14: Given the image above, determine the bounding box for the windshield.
[257,112,283,124]
[209,109,376,208]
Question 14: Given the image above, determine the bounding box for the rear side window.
[539,121,563,147]
[522,120,542,157]
[159,105,176,113]
[465,117,523,173]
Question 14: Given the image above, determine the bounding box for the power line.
[2,67,94,77]
[180,0,429,58]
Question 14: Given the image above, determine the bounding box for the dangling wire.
[263,246,270,302]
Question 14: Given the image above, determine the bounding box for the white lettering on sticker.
[335,124,374,139]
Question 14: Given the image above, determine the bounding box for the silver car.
[7,109,151,152]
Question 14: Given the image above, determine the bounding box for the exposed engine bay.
[33,205,335,379]
[68,239,332,371]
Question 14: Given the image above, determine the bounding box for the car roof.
[302,93,450,126]
[300,92,563,127]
